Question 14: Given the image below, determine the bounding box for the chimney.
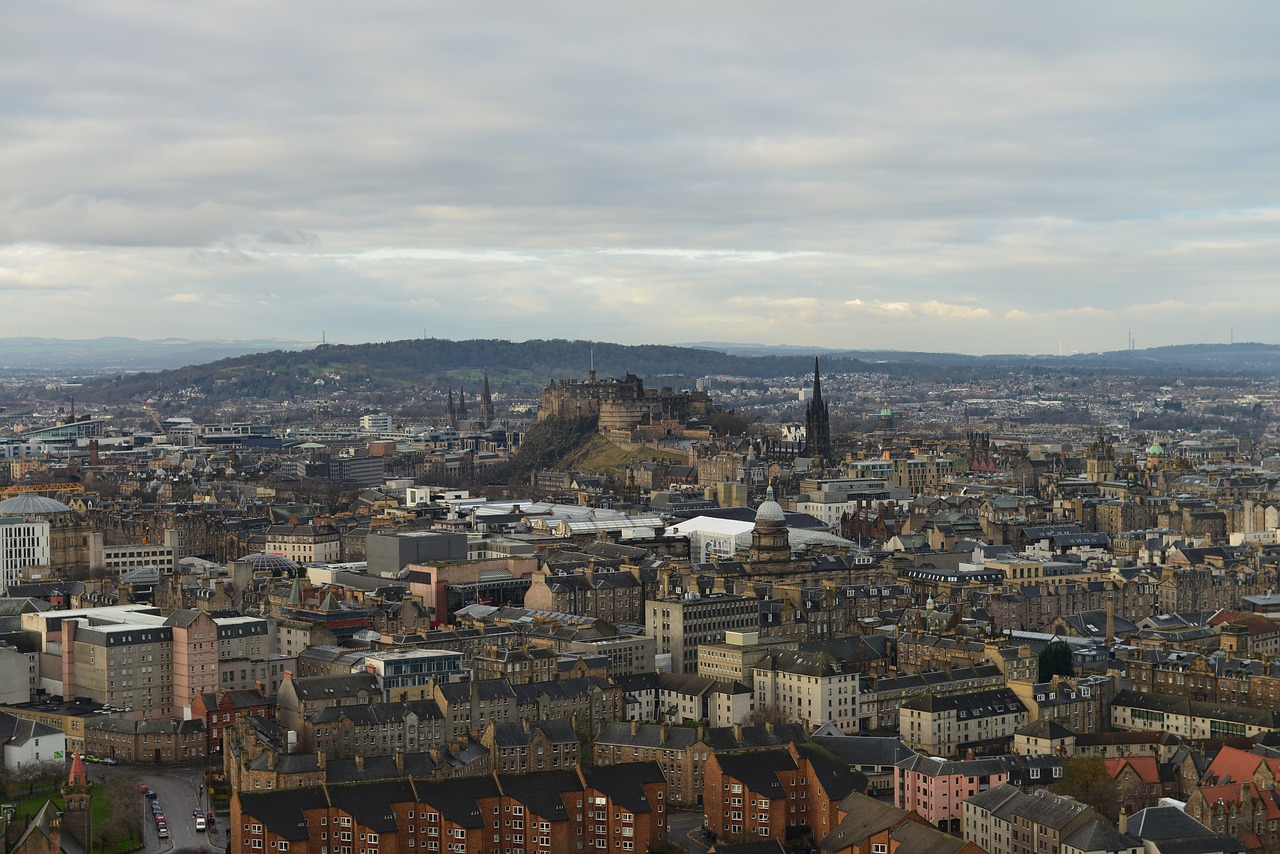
[255,680,265,696]
[317,750,326,769]
[630,720,639,736]
[1105,596,1116,646]
[696,725,705,743]
[733,724,743,743]
[1118,806,1127,834]
[395,750,404,773]
[765,721,775,736]
[283,670,294,682]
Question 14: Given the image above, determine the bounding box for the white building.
[0,714,66,770]
[753,650,866,733]
[0,517,51,593]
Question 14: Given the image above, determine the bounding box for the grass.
[3,783,141,854]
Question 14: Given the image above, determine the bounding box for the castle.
[537,370,714,431]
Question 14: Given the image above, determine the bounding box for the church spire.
[480,369,495,428]
[804,357,831,464]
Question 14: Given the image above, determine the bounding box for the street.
[667,808,710,854]
[87,762,223,854]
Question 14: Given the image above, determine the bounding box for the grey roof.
[817,792,911,851]
[1061,818,1141,853]
[287,672,379,701]
[812,735,916,768]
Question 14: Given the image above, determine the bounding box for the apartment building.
[703,742,863,844]
[593,721,809,807]
[752,651,865,733]
[21,604,274,720]
[859,664,1005,732]
[232,763,670,854]
[264,523,341,564]
[963,783,1099,854]
[1110,689,1280,740]
[900,687,1029,757]
[896,755,1014,833]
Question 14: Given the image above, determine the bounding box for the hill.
[47,338,1280,404]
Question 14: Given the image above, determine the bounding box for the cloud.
[1,3,1279,353]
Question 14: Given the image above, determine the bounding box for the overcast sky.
[3,3,1278,355]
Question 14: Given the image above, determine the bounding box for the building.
[752,651,865,733]
[899,687,1029,757]
[819,791,984,854]
[594,721,810,807]
[962,783,1099,854]
[191,687,274,755]
[232,763,670,854]
[357,648,464,701]
[1110,689,1280,740]
[896,755,1016,833]
[703,742,864,844]
[265,523,342,564]
[646,594,758,674]
[85,717,206,764]
[0,712,65,771]
[0,517,50,593]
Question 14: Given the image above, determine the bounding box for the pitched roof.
[817,792,910,851]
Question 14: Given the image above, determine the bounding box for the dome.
[755,486,786,525]
[239,552,302,575]
[880,406,893,417]
[0,493,76,516]
[1147,442,1165,456]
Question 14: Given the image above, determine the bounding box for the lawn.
[4,783,141,854]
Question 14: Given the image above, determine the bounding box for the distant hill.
[43,337,1280,404]
[0,336,311,375]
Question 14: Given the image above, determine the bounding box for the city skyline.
[3,2,1279,355]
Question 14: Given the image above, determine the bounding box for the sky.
[3,2,1279,356]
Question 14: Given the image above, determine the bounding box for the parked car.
[146,790,157,799]
[157,827,169,839]
[100,757,117,765]
[195,816,207,832]
[138,784,149,794]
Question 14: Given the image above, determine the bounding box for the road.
[87,762,223,854]
[667,808,711,854]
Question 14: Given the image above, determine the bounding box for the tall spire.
[480,369,495,428]
[804,356,831,464]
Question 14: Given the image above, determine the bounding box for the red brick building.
[703,742,864,845]
[192,687,273,755]
[232,762,668,854]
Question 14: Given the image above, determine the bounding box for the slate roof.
[1061,818,1141,853]
[496,769,581,821]
[714,748,797,798]
[811,735,916,768]
[580,762,665,813]
[888,819,969,854]
[413,775,502,827]
[817,792,910,851]
[287,672,379,701]
[328,780,414,832]
[238,787,329,841]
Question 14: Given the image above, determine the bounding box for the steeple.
[457,388,469,419]
[446,387,457,430]
[480,369,495,428]
[804,357,831,464]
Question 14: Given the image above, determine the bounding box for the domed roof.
[239,552,301,575]
[755,486,786,525]
[1147,442,1165,456]
[880,406,893,417]
[0,493,76,516]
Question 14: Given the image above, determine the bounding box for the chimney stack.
[1105,595,1116,647]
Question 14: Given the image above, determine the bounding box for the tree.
[1038,641,1075,683]
[1053,756,1119,821]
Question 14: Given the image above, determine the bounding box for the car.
[194,808,203,817]
[100,757,117,765]
[145,790,157,799]
[157,828,169,839]
[195,816,207,832]
[139,784,149,794]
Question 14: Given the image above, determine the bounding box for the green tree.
[1038,640,1075,683]
[1052,756,1119,821]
